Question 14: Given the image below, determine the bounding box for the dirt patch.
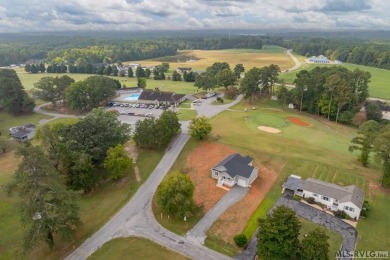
[257,126,281,133]
[287,116,310,127]
[186,142,236,212]
[208,166,278,245]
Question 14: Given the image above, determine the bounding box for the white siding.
[338,201,361,219]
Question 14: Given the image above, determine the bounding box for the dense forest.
[2,32,390,70]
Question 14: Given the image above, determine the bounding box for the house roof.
[213,154,255,179]
[11,129,30,139]
[283,176,304,191]
[304,178,364,209]
[138,90,186,103]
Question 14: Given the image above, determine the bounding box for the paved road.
[187,186,248,244]
[237,196,357,260]
[66,95,243,260]
[286,49,302,72]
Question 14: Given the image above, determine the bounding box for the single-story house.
[176,67,192,74]
[308,55,330,64]
[9,124,36,141]
[211,154,258,188]
[137,90,186,106]
[282,175,364,219]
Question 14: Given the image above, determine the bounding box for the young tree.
[161,62,170,72]
[373,125,390,187]
[133,118,158,149]
[349,120,380,167]
[366,102,383,122]
[233,64,245,78]
[300,228,330,260]
[156,171,197,218]
[39,63,46,73]
[24,64,31,73]
[189,116,212,140]
[6,145,81,251]
[104,144,132,180]
[137,77,147,88]
[0,137,13,154]
[240,67,261,102]
[216,68,237,90]
[135,66,145,78]
[145,68,152,78]
[171,71,182,81]
[257,205,301,260]
[112,65,118,76]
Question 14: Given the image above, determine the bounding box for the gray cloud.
[321,0,371,12]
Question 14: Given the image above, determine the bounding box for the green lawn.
[90,237,190,260]
[176,109,197,121]
[0,141,164,259]
[299,217,343,259]
[0,112,53,137]
[279,63,390,99]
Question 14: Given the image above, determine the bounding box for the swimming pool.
[123,93,141,101]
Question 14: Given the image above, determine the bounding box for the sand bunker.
[287,116,310,127]
[258,126,281,133]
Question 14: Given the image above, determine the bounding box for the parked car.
[135,104,140,108]
[124,103,129,107]
[106,102,113,107]
[148,105,154,109]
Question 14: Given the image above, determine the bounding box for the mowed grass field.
[129,46,293,72]
[176,99,390,255]
[279,62,390,100]
[0,124,165,259]
[90,237,190,260]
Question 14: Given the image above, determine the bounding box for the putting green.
[245,113,289,130]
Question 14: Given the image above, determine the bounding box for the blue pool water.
[123,93,141,101]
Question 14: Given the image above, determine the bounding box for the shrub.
[216,97,224,103]
[361,200,370,217]
[334,210,347,219]
[338,110,354,124]
[293,195,301,201]
[234,234,248,247]
[306,197,315,204]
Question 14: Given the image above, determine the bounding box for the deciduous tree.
[189,116,212,140]
[194,72,216,92]
[257,205,301,260]
[156,171,197,218]
[373,125,390,187]
[366,102,383,122]
[216,68,237,90]
[104,144,132,180]
[300,228,330,260]
[233,64,245,78]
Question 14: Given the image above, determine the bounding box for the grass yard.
[176,108,197,121]
[279,62,390,100]
[128,47,294,72]
[0,142,164,259]
[90,237,190,260]
[0,112,53,137]
[299,217,343,259]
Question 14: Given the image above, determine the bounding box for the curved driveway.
[65,95,243,260]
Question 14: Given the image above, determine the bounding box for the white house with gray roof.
[211,154,258,188]
[282,175,364,219]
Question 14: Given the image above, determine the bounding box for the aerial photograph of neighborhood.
[1,0,390,259]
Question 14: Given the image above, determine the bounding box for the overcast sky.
[0,0,389,32]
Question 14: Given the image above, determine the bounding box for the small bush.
[234,234,248,247]
[216,97,224,103]
[293,195,301,201]
[306,197,315,204]
[361,200,370,217]
[334,210,347,219]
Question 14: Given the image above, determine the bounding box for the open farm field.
[170,99,390,256]
[279,62,390,100]
[128,46,294,72]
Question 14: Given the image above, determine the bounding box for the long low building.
[137,90,186,106]
[282,175,364,219]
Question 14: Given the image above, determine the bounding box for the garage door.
[237,178,247,187]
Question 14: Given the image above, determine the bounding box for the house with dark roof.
[137,90,186,106]
[282,175,365,219]
[9,124,36,141]
[211,154,258,188]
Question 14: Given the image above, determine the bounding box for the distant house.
[308,55,330,64]
[176,67,192,74]
[211,154,258,188]
[128,63,140,69]
[282,175,364,219]
[9,124,36,141]
[137,90,186,106]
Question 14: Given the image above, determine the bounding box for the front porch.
[217,177,235,188]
